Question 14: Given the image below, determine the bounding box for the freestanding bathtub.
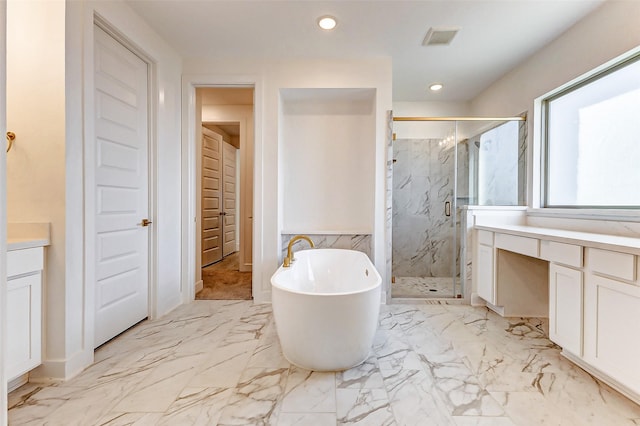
[271,248,381,371]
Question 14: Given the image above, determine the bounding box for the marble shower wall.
[280,234,372,262]
[465,120,527,206]
[392,138,455,278]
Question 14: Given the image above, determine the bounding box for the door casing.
[182,78,261,302]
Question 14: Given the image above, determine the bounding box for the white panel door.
[94,26,149,348]
[202,128,222,266]
[222,141,237,257]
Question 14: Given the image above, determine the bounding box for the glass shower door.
[391,121,459,298]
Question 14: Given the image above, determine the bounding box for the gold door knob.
[141,218,152,227]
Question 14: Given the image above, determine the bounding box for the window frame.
[540,50,640,210]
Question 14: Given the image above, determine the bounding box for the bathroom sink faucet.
[283,235,315,267]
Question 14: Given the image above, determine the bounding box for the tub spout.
[284,235,315,267]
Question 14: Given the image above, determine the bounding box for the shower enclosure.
[390,116,526,299]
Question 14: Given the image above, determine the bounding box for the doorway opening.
[194,87,254,300]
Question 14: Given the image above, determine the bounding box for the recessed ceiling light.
[429,83,444,91]
[318,15,337,30]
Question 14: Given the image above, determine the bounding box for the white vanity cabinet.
[6,246,43,381]
[473,224,640,404]
[475,230,495,304]
[583,248,640,398]
[549,263,583,356]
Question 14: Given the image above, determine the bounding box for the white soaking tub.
[271,248,381,371]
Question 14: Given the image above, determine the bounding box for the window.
[543,52,640,208]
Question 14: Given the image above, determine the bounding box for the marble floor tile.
[336,388,395,425]
[188,340,257,388]
[7,300,640,425]
[393,276,459,298]
[8,385,80,426]
[452,416,516,426]
[113,351,209,412]
[382,368,454,426]
[246,322,290,369]
[336,355,385,390]
[217,366,288,425]
[374,330,424,374]
[281,368,336,413]
[155,387,234,425]
[96,412,164,425]
[276,412,337,426]
[490,391,572,425]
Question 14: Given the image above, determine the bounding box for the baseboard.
[8,374,28,392]
[195,279,203,294]
[485,301,506,317]
[29,348,93,382]
[254,289,271,304]
[471,292,487,307]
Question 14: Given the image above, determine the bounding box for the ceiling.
[203,123,240,137]
[199,88,254,136]
[125,0,604,102]
[200,87,254,106]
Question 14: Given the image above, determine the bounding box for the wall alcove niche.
[279,88,376,235]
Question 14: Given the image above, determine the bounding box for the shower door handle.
[445,201,451,217]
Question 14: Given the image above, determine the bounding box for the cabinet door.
[549,264,583,356]
[477,244,495,304]
[7,273,42,381]
[584,274,640,396]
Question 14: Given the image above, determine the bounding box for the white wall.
[281,89,376,234]
[3,0,183,382]
[471,1,640,118]
[1,0,8,421]
[392,101,470,139]
[6,0,70,379]
[469,0,640,208]
[184,58,392,302]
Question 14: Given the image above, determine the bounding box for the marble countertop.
[475,223,640,254]
[7,222,51,251]
[8,237,50,251]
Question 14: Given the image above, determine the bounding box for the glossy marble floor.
[393,277,460,298]
[9,300,640,425]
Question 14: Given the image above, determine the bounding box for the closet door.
[222,141,237,256]
[202,128,223,266]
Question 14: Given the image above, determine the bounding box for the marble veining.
[392,138,457,279]
[9,300,640,425]
[280,234,372,262]
[393,276,458,298]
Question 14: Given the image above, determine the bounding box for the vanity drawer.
[587,248,635,281]
[495,233,539,258]
[7,247,44,279]
[477,230,494,246]
[540,240,583,268]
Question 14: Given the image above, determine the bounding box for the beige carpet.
[197,253,252,300]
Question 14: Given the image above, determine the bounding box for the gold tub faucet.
[283,235,315,267]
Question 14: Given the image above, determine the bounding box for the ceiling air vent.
[422,27,459,46]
